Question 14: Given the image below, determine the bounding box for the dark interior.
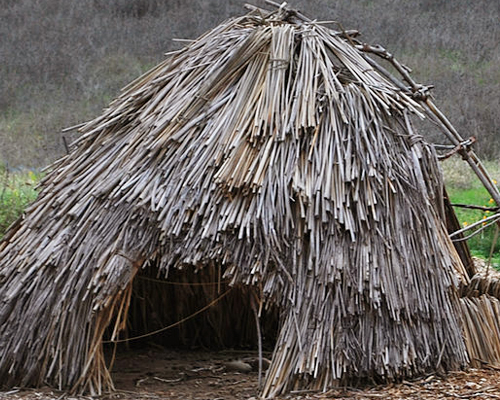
[105,263,279,352]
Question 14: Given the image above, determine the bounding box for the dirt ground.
[2,347,500,400]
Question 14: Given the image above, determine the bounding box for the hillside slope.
[1,0,499,166]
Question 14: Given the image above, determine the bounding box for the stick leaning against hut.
[0,3,492,398]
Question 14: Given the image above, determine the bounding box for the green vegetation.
[0,167,41,238]
[442,159,500,268]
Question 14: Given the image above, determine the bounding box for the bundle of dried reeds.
[461,295,500,368]
[464,274,500,300]
[0,3,474,397]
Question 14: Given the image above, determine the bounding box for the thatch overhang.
[0,4,481,398]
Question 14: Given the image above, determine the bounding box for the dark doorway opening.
[105,262,279,352]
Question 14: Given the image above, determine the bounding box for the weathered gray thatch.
[0,4,481,398]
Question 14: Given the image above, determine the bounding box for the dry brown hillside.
[1,0,499,167]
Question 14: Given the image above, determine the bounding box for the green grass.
[443,158,500,268]
[0,167,41,238]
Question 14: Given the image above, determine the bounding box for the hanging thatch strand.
[0,4,473,398]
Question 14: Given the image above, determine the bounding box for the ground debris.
[2,350,500,400]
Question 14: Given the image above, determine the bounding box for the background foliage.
[442,159,500,267]
[0,167,39,236]
[1,0,499,168]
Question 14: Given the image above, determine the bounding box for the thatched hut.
[1,3,498,398]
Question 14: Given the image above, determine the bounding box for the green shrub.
[0,167,41,238]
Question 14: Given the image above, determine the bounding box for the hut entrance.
[101,263,278,396]
[106,262,279,352]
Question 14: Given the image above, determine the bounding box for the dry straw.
[0,3,498,398]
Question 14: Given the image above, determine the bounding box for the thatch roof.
[0,3,487,398]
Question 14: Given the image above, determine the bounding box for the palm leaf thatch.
[0,4,482,398]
